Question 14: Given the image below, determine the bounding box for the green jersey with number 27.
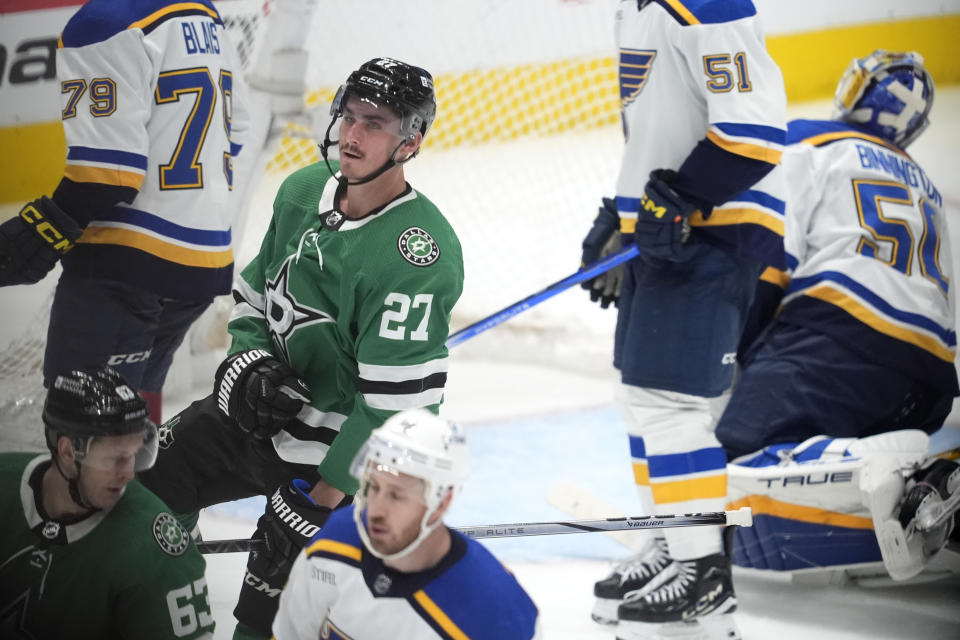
[229,162,464,494]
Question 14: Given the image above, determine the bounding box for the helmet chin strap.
[353,501,444,562]
[52,453,97,512]
[319,115,417,188]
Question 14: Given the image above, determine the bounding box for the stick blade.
[546,481,651,552]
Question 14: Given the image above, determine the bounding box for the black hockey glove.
[634,169,696,262]
[0,197,82,286]
[214,349,311,440]
[254,480,332,578]
[580,197,625,309]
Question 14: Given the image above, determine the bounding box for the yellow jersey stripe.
[689,207,785,236]
[651,474,727,503]
[663,0,701,25]
[707,130,783,164]
[804,284,955,362]
[760,266,790,289]
[632,461,650,486]
[727,495,874,530]
[304,538,363,562]
[128,2,219,31]
[413,590,470,640]
[802,130,908,157]
[77,227,233,268]
[620,218,637,234]
[64,165,145,190]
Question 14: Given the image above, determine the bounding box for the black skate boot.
[592,536,672,625]
[615,553,739,640]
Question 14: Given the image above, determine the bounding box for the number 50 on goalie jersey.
[779,119,957,397]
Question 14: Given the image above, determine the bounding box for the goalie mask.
[320,57,437,184]
[834,50,934,149]
[349,408,469,561]
[43,367,158,475]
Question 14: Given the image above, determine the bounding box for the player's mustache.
[340,144,363,157]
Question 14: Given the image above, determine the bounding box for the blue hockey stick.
[445,244,640,348]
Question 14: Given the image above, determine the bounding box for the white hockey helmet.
[833,50,934,149]
[349,408,469,560]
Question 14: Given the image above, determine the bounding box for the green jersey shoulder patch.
[398,226,441,266]
[152,512,190,556]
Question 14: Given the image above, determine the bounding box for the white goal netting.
[1,0,625,446]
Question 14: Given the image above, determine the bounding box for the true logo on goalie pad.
[398,227,440,266]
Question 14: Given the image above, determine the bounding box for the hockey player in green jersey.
[0,367,214,639]
[139,57,464,639]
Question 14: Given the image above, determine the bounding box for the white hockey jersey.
[273,506,542,640]
[779,119,957,396]
[615,0,787,267]
[56,0,250,300]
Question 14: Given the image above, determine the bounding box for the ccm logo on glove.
[21,203,75,253]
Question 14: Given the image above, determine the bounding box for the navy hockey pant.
[716,321,952,459]
[43,273,210,392]
[614,241,763,397]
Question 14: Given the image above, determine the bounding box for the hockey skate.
[899,458,960,555]
[592,536,673,625]
[615,553,740,640]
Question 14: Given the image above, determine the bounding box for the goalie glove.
[214,349,311,440]
[253,480,332,578]
[580,197,625,309]
[635,169,696,262]
[0,197,82,286]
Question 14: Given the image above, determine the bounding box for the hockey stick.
[195,506,751,554]
[546,481,650,552]
[445,244,639,348]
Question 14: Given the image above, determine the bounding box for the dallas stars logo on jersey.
[265,255,336,362]
[398,227,440,266]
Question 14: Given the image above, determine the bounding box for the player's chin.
[95,486,127,509]
[369,533,399,555]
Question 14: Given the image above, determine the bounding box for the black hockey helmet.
[43,367,158,472]
[332,57,437,139]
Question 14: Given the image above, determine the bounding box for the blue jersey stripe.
[101,207,232,246]
[67,146,149,171]
[788,271,956,345]
[730,189,785,214]
[714,122,786,145]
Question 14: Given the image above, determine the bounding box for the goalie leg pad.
[727,431,930,574]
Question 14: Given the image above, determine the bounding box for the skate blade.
[591,598,619,626]
[616,616,741,640]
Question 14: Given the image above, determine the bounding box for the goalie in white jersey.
[0,0,250,425]
[718,50,956,456]
[273,409,542,640]
[578,1,786,637]
[717,51,959,581]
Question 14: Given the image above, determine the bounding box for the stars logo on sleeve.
[153,513,190,556]
[398,227,440,266]
[265,256,336,361]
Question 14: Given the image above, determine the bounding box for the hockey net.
[0,0,623,446]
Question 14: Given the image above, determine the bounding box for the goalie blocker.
[727,429,960,581]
